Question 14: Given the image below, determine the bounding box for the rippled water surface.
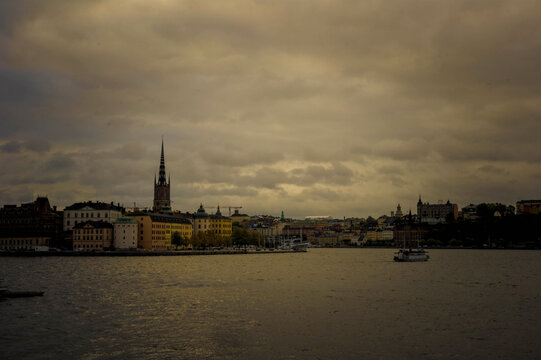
[1,249,541,359]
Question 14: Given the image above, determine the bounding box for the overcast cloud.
[1,0,540,218]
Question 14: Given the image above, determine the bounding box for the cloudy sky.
[1,0,540,218]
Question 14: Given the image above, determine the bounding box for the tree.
[180,235,190,249]
[172,231,182,250]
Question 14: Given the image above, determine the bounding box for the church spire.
[158,138,167,185]
[153,138,171,212]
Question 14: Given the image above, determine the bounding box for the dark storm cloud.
[0,139,51,154]
[0,0,540,216]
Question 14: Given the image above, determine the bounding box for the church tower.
[153,139,171,212]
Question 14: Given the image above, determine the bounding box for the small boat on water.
[394,248,429,262]
[393,218,429,262]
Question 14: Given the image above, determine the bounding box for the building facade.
[417,196,458,224]
[230,209,250,224]
[516,200,541,215]
[363,229,394,245]
[72,220,114,251]
[193,205,233,243]
[153,140,171,212]
[114,216,138,249]
[63,201,124,231]
[0,197,63,250]
[129,212,192,251]
[209,206,233,242]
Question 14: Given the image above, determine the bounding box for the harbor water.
[1,249,540,359]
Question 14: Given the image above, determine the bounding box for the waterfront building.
[0,196,63,250]
[129,212,192,250]
[193,204,210,233]
[363,229,394,245]
[417,196,458,224]
[393,225,426,247]
[193,205,232,242]
[253,222,287,245]
[210,206,233,242]
[153,139,171,212]
[63,201,124,231]
[113,216,138,249]
[516,200,541,215]
[72,220,114,251]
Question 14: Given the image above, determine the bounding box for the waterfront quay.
[0,249,301,257]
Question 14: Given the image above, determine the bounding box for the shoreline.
[0,249,304,257]
[1,247,539,257]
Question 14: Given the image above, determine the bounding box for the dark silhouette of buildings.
[417,196,458,224]
[0,197,63,250]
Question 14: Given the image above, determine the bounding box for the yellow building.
[229,209,250,224]
[72,220,114,251]
[129,212,192,251]
[193,205,232,243]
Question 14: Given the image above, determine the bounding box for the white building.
[113,217,138,250]
[63,201,124,231]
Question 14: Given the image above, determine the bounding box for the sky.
[1,0,540,219]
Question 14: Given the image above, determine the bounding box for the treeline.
[171,225,261,249]
[423,214,541,248]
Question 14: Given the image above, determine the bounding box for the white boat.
[280,226,308,252]
[394,248,429,262]
[394,222,428,262]
[280,239,308,252]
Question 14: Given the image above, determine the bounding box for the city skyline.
[1,1,540,218]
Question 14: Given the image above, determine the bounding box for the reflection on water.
[1,249,540,359]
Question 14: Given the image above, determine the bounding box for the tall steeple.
[158,137,167,185]
[153,138,171,212]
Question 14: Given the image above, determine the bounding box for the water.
[1,249,540,360]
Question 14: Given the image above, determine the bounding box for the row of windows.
[74,236,105,241]
[67,212,110,219]
[75,244,103,249]
[74,229,105,234]
[0,238,47,246]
